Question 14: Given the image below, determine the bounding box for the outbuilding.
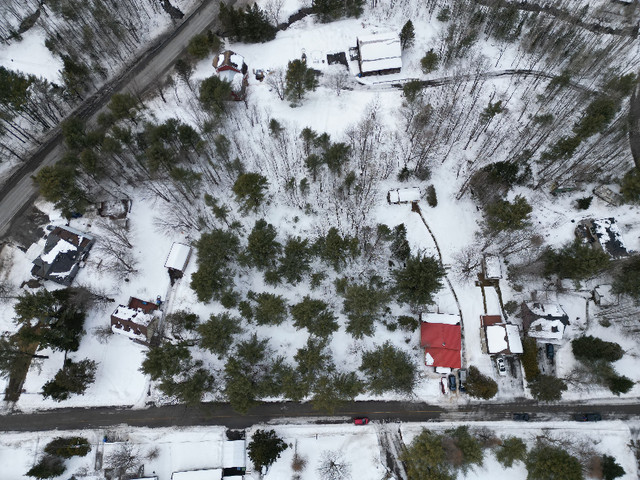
[356,33,402,76]
[165,242,192,283]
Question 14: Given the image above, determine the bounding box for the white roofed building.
[213,50,249,101]
[387,187,421,204]
[522,302,570,344]
[357,33,402,76]
[165,242,192,283]
[172,470,222,480]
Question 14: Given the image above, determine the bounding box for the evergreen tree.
[232,172,268,213]
[159,366,214,405]
[400,20,415,49]
[621,168,640,203]
[190,229,240,302]
[601,455,625,480]
[244,219,281,270]
[612,255,640,300]
[528,375,567,402]
[495,437,527,468]
[290,296,338,338]
[26,456,66,479]
[285,59,318,103]
[140,342,192,380]
[525,443,584,480]
[44,437,91,458]
[393,254,445,307]
[485,195,532,232]
[571,336,623,362]
[323,142,350,175]
[251,292,288,326]
[391,223,411,263]
[315,227,359,271]
[360,342,416,394]
[446,426,483,472]
[311,371,363,414]
[401,429,453,480]
[34,164,87,217]
[543,240,610,280]
[342,282,390,338]
[607,374,634,396]
[278,236,313,284]
[465,366,498,399]
[295,337,333,393]
[42,358,97,401]
[198,312,243,357]
[421,50,439,73]
[312,0,364,22]
[187,32,221,60]
[199,75,232,113]
[219,3,277,43]
[0,66,33,112]
[108,93,140,123]
[0,335,49,378]
[248,429,288,471]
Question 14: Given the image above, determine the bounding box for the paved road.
[1,400,639,432]
[0,0,222,239]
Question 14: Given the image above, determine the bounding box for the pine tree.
[315,227,359,271]
[44,437,91,458]
[198,312,243,357]
[140,342,192,380]
[465,366,498,399]
[400,20,415,49]
[495,437,527,468]
[612,255,640,300]
[393,254,445,306]
[42,359,97,401]
[525,443,584,480]
[295,337,333,392]
[244,219,281,270]
[190,229,240,302]
[391,224,411,263]
[543,240,610,280]
[484,195,532,232]
[290,296,338,338]
[602,455,625,480]
[360,342,416,394]
[311,372,362,414]
[26,456,66,479]
[401,429,453,480]
[248,430,287,471]
[232,172,268,213]
[251,292,288,326]
[342,283,390,339]
[199,75,232,113]
[528,375,567,402]
[278,236,313,284]
[285,59,318,103]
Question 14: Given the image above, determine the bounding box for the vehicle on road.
[440,376,448,394]
[546,343,554,361]
[354,417,370,425]
[448,374,457,392]
[496,356,507,376]
[513,413,530,421]
[574,413,601,422]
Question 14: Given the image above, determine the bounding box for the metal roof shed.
[165,242,192,272]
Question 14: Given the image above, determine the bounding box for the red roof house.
[213,50,249,101]
[420,322,461,369]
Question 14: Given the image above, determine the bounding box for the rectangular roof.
[420,322,461,369]
[485,324,523,354]
[420,313,461,325]
[171,470,222,480]
[222,441,245,468]
[483,254,502,279]
[358,33,402,73]
[165,243,192,271]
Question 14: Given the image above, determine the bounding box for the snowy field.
[1,421,636,479]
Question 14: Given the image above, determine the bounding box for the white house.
[357,33,402,76]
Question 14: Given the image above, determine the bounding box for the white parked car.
[496,356,507,376]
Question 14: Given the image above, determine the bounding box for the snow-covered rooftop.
[526,302,567,319]
[483,254,502,279]
[590,218,628,259]
[528,319,566,342]
[357,33,402,74]
[171,469,222,480]
[40,238,76,263]
[505,325,523,354]
[165,243,192,272]
[486,325,508,353]
[111,305,156,326]
[388,187,421,204]
[222,440,245,468]
[421,313,461,325]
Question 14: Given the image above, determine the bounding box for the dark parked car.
[546,343,554,361]
[574,413,601,422]
[354,417,370,425]
[513,413,530,422]
[448,374,457,392]
[458,369,467,392]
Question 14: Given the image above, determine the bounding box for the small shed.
[593,284,618,307]
[356,33,402,76]
[482,254,502,280]
[387,187,421,204]
[165,242,192,283]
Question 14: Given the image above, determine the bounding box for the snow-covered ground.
[1,421,636,479]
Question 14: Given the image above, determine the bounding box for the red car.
[354,417,370,425]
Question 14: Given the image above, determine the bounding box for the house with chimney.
[213,50,249,101]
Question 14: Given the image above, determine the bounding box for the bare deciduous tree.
[94,219,138,276]
[452,246,482,282]
[266,68,286,101]
[317,450,351,480]
[324,66,351,96]
[264,0,285,25]
[105,443,140,480]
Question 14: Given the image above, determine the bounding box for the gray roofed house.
[31,226,95,286]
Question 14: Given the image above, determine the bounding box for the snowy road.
[0,0,223,239]
[1,400,640,432]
